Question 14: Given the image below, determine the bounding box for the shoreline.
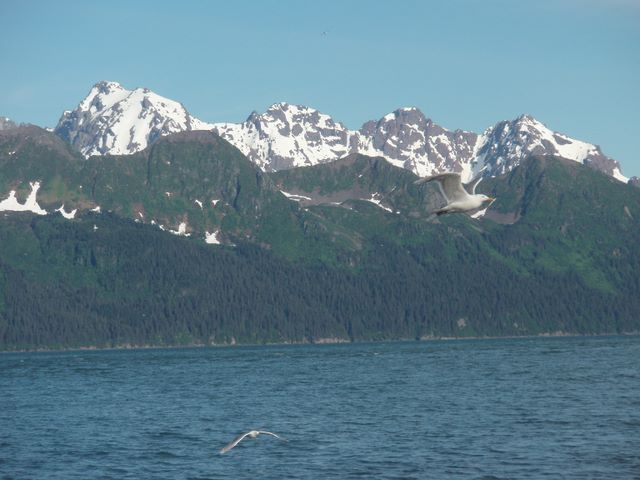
[2,331,638,354]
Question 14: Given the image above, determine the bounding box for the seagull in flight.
[220,430,286,454]
[415,173,495,215]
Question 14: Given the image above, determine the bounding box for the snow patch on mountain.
[205,230,221,245]
[169,222,190,237]
[612,168,627,183]
[0,182,47,215]
[280,190,313,202]
[364,193,393,213]
[56,205,77,219]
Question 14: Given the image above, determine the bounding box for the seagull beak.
[487,197,496,203]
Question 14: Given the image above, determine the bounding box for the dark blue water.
[2,336,639,479]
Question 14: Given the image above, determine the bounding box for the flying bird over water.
[220,430,286,454]
[415,173,495,215]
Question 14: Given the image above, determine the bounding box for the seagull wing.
[465,175,483,194]
[415,175,448,203]
[424,173,469,203]
[220,432,252,454]
[258,431,287,441]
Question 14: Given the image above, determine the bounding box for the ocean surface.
[1,336,639,479]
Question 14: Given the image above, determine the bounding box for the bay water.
[1,336,639,479]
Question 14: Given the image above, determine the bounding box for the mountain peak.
[265,102,322,117]
[55,81,213,157]
[515,113,537,122]
[77,80,129,114]
[379,106,428,124]
[473,114,627,182]
[513,113,550,131]
[94,80,125,91]
[394,106,425,118]
[214,102,350,171]
[267,101,292,111]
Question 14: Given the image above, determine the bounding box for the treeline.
[1,214,638,351]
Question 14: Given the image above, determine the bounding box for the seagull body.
[415,173,494,215]
[220,430,285,454]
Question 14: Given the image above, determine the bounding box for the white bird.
[220,430,286,454]
[415,173,495,215]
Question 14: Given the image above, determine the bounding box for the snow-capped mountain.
[473,115,627,182]
[217,104,626,182]
[353,107,480,179]
[54,81,627,183]
[55,81,213,157]
[213,103,353,171]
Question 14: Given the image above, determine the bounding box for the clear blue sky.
[1,0,638,176]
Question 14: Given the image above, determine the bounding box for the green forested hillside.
[1,211,637,351]
[0,128,639,350]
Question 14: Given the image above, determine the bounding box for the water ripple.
[1,336,639,479]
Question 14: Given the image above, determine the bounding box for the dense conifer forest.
[1,211,638,351]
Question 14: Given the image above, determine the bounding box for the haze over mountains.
[53,81,628,183]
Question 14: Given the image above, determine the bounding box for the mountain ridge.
[51,81,628,184]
